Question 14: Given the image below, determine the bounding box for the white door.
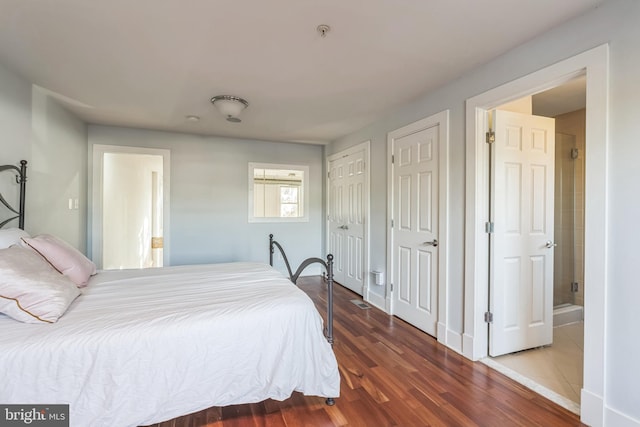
[328,150,365,294]
[489,109,555,357]
[390,125,439,336]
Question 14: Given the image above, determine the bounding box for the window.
[248,163,309,222]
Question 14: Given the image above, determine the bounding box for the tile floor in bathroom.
[490,321,584,404]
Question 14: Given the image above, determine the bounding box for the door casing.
[463,44,608,426]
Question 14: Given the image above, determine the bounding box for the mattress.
[0,262,340,426]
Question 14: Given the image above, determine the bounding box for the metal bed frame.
[269,233,336,406]
[0,160,27,230]
[0,162,339,406]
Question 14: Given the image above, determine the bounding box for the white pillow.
[21,234,96,287]
[0,246,80,323]
[0,227,29,249]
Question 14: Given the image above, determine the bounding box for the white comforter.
[0,262,340,427]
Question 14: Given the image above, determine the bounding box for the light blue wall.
[30,88,88,251]
[328,0,640,423]
[88,125,325,273]
[0,64,87,250]
[0,63,30,163]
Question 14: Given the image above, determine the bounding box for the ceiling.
[533,75,587,117]
[0,0,604,144]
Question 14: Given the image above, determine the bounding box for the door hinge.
[391,219,394,228]
[390,283,394,292]
[485,221,494,233]
[484,311,493,323]
[571,282,579,293]
[486,130,495,144]
[391,155,395,164]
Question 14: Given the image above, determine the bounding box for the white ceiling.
[0,0,604,144]
[533,75,587,117]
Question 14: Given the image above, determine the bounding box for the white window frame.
[248,162,309,223]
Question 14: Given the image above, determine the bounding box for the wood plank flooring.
[148,277,585,427]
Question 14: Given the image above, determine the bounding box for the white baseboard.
[446,328,463,354]
[364,291,386,312]
[605,406,640,427]
[436,323,463,354]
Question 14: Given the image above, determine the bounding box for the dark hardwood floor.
[149,276,585,427]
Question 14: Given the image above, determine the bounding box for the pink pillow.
[0,246,80,323]
[21,234,96,287]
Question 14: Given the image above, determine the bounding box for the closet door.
[328,150,365,295]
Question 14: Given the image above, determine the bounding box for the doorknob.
[422,239,438,247]
[545,240,557,248]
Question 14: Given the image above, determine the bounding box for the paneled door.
[390,123,440,336]
[489,109,555,357]
[328,149,365,294]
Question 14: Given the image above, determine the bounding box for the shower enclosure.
[553,132,585,325]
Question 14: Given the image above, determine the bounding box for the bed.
[0,160,339,427]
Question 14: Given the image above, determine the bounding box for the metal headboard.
[0,160,27,230]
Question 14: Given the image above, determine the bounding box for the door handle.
[545,240,557,249]
[422,239,438,247]
[339,225,349,230]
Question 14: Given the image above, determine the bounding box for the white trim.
[247,162,310,223]
[605,406,640,427]
[386,110,450,341]
[581,389,604,427]
[463,44,609,427]
[326,140,371,299]
[365,291,386,312]
[91,144,171,269]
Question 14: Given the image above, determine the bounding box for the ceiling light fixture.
[210,95,249,123]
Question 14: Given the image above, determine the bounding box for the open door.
[489,109,555,357]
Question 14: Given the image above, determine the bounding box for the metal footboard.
[268,234,335,346]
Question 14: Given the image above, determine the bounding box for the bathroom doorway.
[487,77,586,413]
[91,145,171,270]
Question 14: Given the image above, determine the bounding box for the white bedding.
[0,262,340,427]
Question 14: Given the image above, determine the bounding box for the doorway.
[91,145,171,270]
[463,45,608,426]
[486,84,585,412]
